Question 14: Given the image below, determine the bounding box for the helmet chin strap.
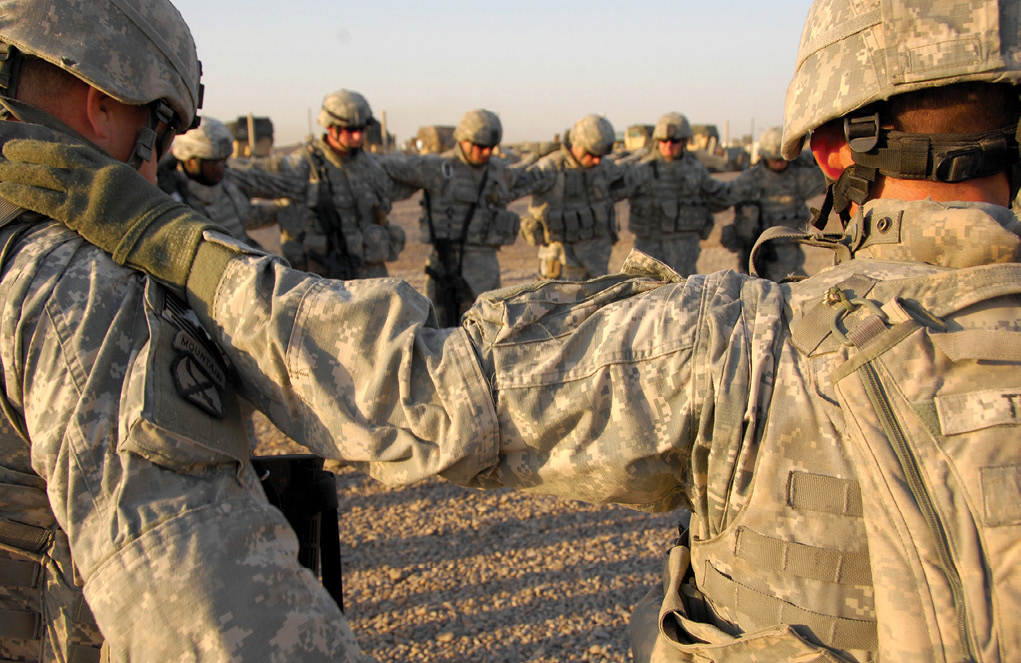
[813,111,1021,231]
[127,100,175,169]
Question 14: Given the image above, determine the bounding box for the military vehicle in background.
[365,111,397,154]
[228,115,275,158]
[624,124,654,152]
[408,125,456,154]
[499,139,560,165]
[689,123,750,172]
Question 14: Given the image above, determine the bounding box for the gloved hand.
[0,122,214,290]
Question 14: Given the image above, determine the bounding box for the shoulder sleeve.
[461,270,787,511]
[191,240,500,486]
[7,233,368,662]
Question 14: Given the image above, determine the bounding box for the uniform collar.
[851,198,1021,268]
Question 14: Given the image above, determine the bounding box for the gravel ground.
[247,173,831,662]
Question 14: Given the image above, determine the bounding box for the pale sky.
[172,0,812,148]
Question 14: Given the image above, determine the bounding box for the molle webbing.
[788,471,863,517]
[0,516,47,642]
[701,563,878,651]
[0,608,39,641]
[0,516,101,660]
[0,516,49,555]
[0,557,39,588]
[735,527,871,585]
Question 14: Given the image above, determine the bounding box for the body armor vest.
[0,429,103,663]
[744,163,813,227]
[0,222,103,663]
[174,171,251,242]
[419,155,519,247]
[527,149,615,243]
[291,141,395,265]
[628,153,714,237]
[810,264,1021,663]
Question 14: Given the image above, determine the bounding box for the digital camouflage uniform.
[0,208,369,663]
[41,194,1020,663]
[0,0,1019,662]
[0,1,371,661]
[726,159,826,279]
[161,117,298,244]
[522,115,646,280]
[627,153,732,277]
[276,137,405,279]
[380,110,542,326]
[621,113,731,277]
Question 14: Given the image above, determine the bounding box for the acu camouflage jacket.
[176,198,1021,662]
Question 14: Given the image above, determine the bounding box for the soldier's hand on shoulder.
[0,121,213,291]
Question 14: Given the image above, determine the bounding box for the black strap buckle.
[844,113,880,154]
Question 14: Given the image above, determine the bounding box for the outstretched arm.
[0,123,499,486]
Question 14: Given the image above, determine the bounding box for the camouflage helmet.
[782,0,1021,159]
[0,0,202,129]
[318,89,374,130]
[453,109,502,148]
[570,114,615,157]
[171,116,234,162]
[757,127,784,161]
[652,112,693,142]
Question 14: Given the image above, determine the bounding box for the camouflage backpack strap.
[749,226,852,278]
[0,205,32,443]
[815,263,1021,662]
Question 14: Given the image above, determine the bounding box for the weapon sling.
[423,164,489,326]
[304,148,359,280]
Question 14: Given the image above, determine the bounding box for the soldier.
[0,1,372,661]
[4,0,1021,661]
[721,126,826,279]
[159,115,299,245]
[520,113,645,280]
[380,109,539,326]
[274,88,405,279]
[624,112,733,276]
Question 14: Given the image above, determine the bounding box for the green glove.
[0,122,214,291]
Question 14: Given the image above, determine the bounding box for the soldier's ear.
[810,123,853,181]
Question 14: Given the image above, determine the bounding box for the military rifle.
[252,454,345,611]
[306,148,360,280]
[422,163,489,327]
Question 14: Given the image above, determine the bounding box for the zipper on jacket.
[859,361,975,662]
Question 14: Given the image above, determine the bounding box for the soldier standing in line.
[520,113,647,280]
[721,126,827,279]
[6,0,1021,660]
[159,115,300,246]
[274,89,405,279]
[380,109,540,326]
[0,1,371,661]
[624,112,733,276]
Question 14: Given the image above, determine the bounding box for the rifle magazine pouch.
[545,210,566,242]
[674,205,710,233]
[484,209,521,247]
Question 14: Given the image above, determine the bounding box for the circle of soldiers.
[164,95,825,327]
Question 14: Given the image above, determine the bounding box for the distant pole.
[381,110,389,152]
[308,107,314,140]
[751,118,755,142]
[724,120,730,147]
[246,112,256,157]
